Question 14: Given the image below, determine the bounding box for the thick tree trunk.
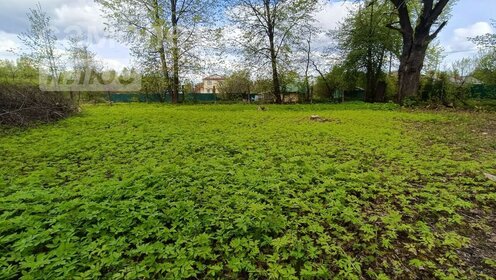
[365,75,375,102]
[365,59,377,103]
[397,41,428,103]
[389,0,450,104]
[375,81,386,102]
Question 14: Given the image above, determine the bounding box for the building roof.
[449,76,483,85]
[284,83,302,94]
[203,74,225,81]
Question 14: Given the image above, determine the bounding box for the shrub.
[0,84,78,126]
[420,73,471,107]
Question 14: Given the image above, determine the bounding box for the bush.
[420,73,471,107]
[0,84,79,126]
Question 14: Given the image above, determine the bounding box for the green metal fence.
[107,93,218,103]
[106,93,264,103]
[181,93,218,102]
[470,85,496,99]
[345,89,365,101]
[102,86,495,104]
[109,93,163,103]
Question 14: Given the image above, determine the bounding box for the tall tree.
[387,0,453,103]
[473,50,496,85]
[0,60,18,82]
[470,20,496,85]
[299,25,318,103]
[67,36,101,78]
[65,36,102,97]
[218,70,252,100]
[229,0,319,104]
[0,57,40,85]
[16,57,39,83]
[337,0,400,102]
[423,41,445,77]
[97,0,219,103]
[18,3,61,88]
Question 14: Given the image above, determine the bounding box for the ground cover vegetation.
[0,103,495,279]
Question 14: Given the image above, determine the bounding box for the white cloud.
[54,2,105,32]
[314,1,357,30]
[50,1,132,71]
[310,1,358,53]
[307,1,357,71]
[0,31,19,53]
[99,57,128,71]
[91,37,126,52]
[444,21,494,54]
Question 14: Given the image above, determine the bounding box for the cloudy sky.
[0,0,494,73]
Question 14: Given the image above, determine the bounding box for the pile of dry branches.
[0,84,79,126]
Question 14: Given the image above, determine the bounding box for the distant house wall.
[196,75,225,94]
[282,93,300,103]
[203,79,223,94]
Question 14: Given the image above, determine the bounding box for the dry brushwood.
[0,84,79,126]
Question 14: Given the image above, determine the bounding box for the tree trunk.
[364,1,376,103]
[397,40,428,103]
[375,81,386,102]
[158,47,172,100]
[373,48,387,103]
[170,0,180,104]
[389,0,450,103]
[365,58,377,103]
[304,34,311,102]
[270,53,282,104]
[265,2,282,104]
[153,0,172,102]
[313,61,333,101]
[247,82,251,103]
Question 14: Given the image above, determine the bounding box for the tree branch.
[428,20,447,41]
[427,0,450,25]
[386,22,402,33]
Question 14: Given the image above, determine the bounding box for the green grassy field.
[1,103,495,279]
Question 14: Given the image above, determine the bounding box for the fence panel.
[470,85,496,99]
[107,93,218,103]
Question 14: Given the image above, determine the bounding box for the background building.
[195,75,225,94]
